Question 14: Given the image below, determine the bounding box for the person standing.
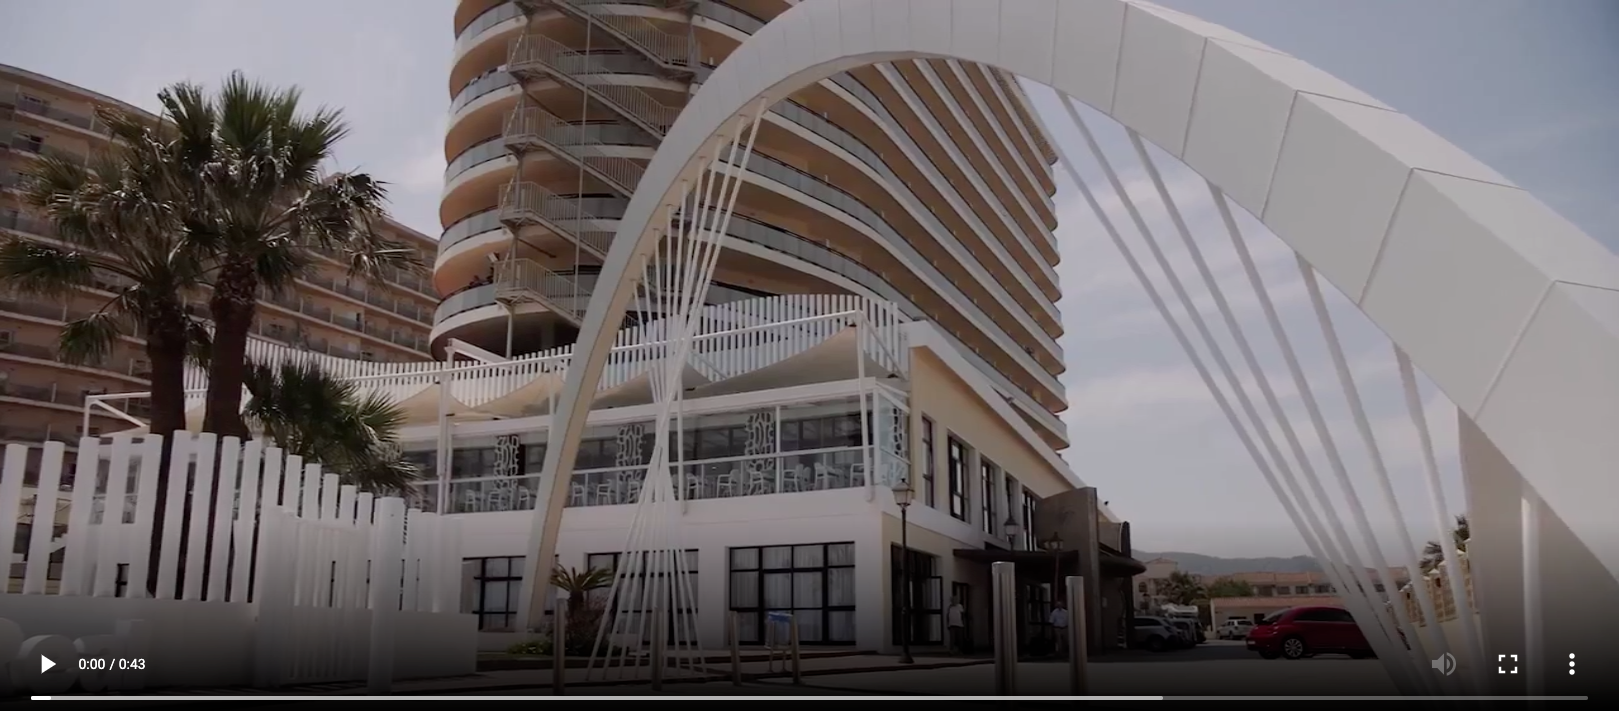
[947,597,967,654]
[1050,600,1070,658]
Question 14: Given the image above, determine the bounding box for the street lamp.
[1003,514,1022,549]
[891,478,915,665]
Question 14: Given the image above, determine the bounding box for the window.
[1295,585,1310,595]
[1021,488,1038,551]
[465,556,524,631]
[890,545,943,645]
[588,550,699,643]
[919,417,936,507]
[729,543,855,645]
[979,459,997,535]
[947,437,968,521]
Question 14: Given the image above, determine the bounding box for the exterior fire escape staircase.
[498,0,701,327]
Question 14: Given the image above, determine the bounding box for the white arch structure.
[519,0,1619,692]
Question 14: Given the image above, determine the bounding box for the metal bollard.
[790,615,802,685]
[729,610,742,686]
[992,561,1018,696]
[553,593,569,696]
[1065,576,1088,695]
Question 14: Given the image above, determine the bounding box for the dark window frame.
[467,555,524,631]
[947,436,968,521]
[920,417,936,508]
[729,542,856,645]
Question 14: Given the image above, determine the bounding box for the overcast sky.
[3,0,1614,558]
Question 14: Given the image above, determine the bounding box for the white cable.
[1396,347,1488,688]
[1292,251,1452,683]
[1046,95,1343,641]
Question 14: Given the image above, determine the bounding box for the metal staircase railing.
[547,0,694,73]
[502,103,648,195]
[507,33,682,138]
[498,181,616,259]
[495,257,585,325]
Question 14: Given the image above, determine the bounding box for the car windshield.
[1258,611,1287,625]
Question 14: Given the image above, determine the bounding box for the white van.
[1218,618,1255,640]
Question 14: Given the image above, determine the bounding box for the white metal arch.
[520,0,1619,653]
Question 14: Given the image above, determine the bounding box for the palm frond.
[57,310,127,366]
[241,358,415,493]
[0,239,97,296]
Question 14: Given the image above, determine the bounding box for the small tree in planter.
[546,565,614,657]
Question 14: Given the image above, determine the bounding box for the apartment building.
[409,0,1146,655]
[0,63,441,451]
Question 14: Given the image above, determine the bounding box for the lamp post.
[1042,533,1064,646]
[891,479,915,665]
[1003,514,1022,550]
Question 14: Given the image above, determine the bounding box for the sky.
[2,0,1615,558]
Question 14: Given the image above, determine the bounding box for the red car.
[1245,606,1375,660]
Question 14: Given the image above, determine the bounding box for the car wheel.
[1147,636,1165,653]
[1281,636,1308,660]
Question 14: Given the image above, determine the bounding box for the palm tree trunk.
[202,263,257,438]
[142,322,190,597]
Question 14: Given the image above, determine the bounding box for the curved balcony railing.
[503,103,654,194]
[498,182,617,258]
[439,196,629,255]
[453,1,767,60]
[433,268,760,328]
[508,34,681,136]
[449,69,518,115]
[444,136,512,183]
[555,0,692,69]
[455,1,523,44]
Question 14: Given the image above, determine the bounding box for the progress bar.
[28,695,1593,701]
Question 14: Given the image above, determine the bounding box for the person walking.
[947,597,967,655]
[1050,600,1070,659]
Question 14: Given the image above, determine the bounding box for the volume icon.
[1432,652,1457,676]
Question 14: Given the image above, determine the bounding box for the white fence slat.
[321,473,339,521]
[206,436,242,602]
[0,445,25,583]
[182,432,218,601]
[155,432,194,600]
[230,440,264,603]
[91,437,133,599]
[282,455,303,512]
[22,441,66,594]
[366,497,406,693]
[60,437,102,596]
[417,512,440,612]
[252,507,294,688]
[252,446,284,604]
[401,507,420,612]
[123,435,164,598]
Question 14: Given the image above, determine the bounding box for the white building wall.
[450,487,889,651]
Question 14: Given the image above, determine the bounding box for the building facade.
[0,64,442,456]
[425,0,1128,653]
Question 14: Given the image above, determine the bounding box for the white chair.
[849,463,867,487]
[683,474,704,500]
[594,481,615,505]
[745,466,773,495]
[463,488,482,512]
[715,469,738,497]
[570,482,588,506]
[813,463,834,491]
[624,478,643,503]
[516,486,534,509]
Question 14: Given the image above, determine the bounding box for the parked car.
[1167,618,1203,645]
[1218,619,1254,640]
[1245,606,1374,660]
[1130,617,1179,652]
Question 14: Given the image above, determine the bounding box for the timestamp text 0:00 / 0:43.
[77,658,146,671]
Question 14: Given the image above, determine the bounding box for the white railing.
[507,33,681,135]
[153,295,907,424]
[503,103,649,193]
[558,0,693,68]
[495,257,585,324]
[498,180,615,257]
[0,433,469,692]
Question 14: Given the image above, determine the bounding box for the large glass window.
[586,550,699,644]
[464,556,524,631]
[980,459,998,535]
[890,546,943,645]
[920,417,936,508]
[947,437,968,522]
[729,543,856,645]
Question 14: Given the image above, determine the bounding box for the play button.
[40,656,56,673]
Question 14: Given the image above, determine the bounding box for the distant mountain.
[1134,550,1321,577]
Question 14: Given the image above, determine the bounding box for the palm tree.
[151,74,421,438]
[550,565,614,655]
[239,358,419,493]
[1,108,217,595]
[1163,570,1206,606]
[0,113,212,438]
[1420,514,1470,573]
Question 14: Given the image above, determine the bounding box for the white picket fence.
[0,432,471,690]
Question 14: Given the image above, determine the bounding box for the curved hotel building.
[418,0,1141,655]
